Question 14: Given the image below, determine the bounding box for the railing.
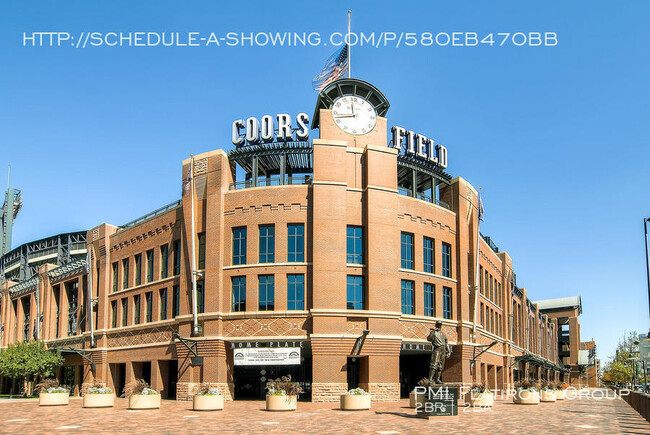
[397,187,450,210]
[118,200,182,230]
[480,233,500,253]
[229,175,313,190]
[617,389,650,422]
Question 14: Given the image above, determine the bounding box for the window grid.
[172,285,180,318]
[160,245,169,279]
[346,226,363,264]
[424,283,435,317]
[441,243,452,278]
[145,292,153,323]
[423,237,434,273]
[135,254,142,286]
[122,258,129,290]
[160,288,168,321]
[287,224,305,262]
[146,249,154,282]
[232,276,246,312]
[258,275,275,311]
[134,295,141,325]
[401,280,414,315]
[401,233,414,269]
[232,227,247,265]
[259,225,275,263]
[287,274,305,310]
[443,287,452,319]
[346,276,364,310]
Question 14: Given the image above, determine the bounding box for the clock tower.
[312,78,390,147]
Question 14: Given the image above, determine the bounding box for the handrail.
[118,200,182,230]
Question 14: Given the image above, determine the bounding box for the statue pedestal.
[414,384,459,418]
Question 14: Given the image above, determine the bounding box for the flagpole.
[189,155,200,337]
[347,10,351,78]
[87,245,96,348]
[472,188,482,341]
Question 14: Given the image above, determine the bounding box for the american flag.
[312,44,349,91]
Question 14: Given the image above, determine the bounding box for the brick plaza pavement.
[1,390,649,434]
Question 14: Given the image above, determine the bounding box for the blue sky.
[2,0,649,364]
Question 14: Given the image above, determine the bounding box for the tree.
[602,331,640,385]
[0,341,63,396]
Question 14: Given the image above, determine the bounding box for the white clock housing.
[332,95,377,135]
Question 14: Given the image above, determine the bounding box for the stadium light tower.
[1,166,22,256]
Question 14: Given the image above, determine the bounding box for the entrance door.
[234,365,305,400]
[167,360,178,400]
[347,358,360,390]
[399,354,430,398]
[111,363,126,398]
[63,366,75,395]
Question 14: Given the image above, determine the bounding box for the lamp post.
[643,217,650,338]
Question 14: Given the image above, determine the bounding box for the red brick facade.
[0,93,581,401]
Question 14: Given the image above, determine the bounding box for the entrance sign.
[391,126,448,169]
[233,347,301,366]
[232,113,310,146]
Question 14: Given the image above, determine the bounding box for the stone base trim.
[177,382,234,402]
[360,382,400,402]
[311,382,348,403]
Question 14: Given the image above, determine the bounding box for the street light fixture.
[644,217,650,337]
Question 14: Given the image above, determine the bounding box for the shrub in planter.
[468,382,494,407]
[36,379,70,406]
[513,379,540,405]
[539,381,557,402]
[125,379,161,409]
[83,384,115,408]
[340,388,371,410]
[554,382,566,400]
[193,384,224,411]
[265,375,303,411]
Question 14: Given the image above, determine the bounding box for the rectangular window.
[287,224,305,262]
[232,227,247,265]
[423,237,434,273]
[489,275,494,301]
[424,283,435,317]
[401,280,414,315]
[287,274,305,310]
[146,249,154,282]
[135,253,142,286]
[172,285,180,318]
[145,292,153,323]
[197,279,205,314]
[112,262,118,292]
[480,303,484,326]
[346,276,364,310]
[401,232,414,269]
[443,287,452,319]
[232,276,246,312]
[121,298,128,326]
[134,294,141,325]
[346,226,363,264]
[441,243,452,278]
[259,225,275,263]
[160,245,169,279]
[479,266,483,294]
[111,300,117,328]
[198,233,206,270]
[159,288,168,321]
[122,258,130,289]
[258,275,275,311]
[173,240,181,275]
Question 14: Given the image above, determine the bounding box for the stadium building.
[0,79,586,401]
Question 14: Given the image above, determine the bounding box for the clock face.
[332,95,377,135]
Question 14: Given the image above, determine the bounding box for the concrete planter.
[555,390,566,400]
[468,391,494,407]
[409,392,425,408]
[540,390,557,402]
[513,390,540,405]
[128,394,161,409]
[83,393,115,408]
[265,395,297,411]
[340,394,371,410]
[193,395,224,411]
[39,392,69,406]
